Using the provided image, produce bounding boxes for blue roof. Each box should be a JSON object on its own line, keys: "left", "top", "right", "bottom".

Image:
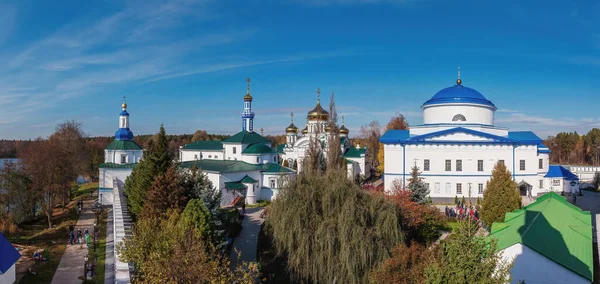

{"left": 422, "top": 84, "right": 496, "bottom": 110}
{"left": 379, "top": 130, "right": 410, "bottom": 144}
{"left": 120, "top": 110, "right": 129, "bottom": 116}
{"left": 115, "top": 128, "right": 134, "bottom": 140}
{"left": 538, "top": 143, "right": 551, "bottom": 154}
{"left": 0, "top": 232, "right": 21, "bottom": 274}
{"left": 545, "top": 165, "right": 579, "bottom": 180}
{"left": 508, "top": 131, "right": 542, "bottom": 144}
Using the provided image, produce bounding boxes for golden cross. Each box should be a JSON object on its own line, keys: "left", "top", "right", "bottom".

{"left": 246, "top": 77, "right": 251, "bottom": 93}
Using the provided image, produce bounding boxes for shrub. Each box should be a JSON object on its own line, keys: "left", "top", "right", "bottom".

{"left": 370, "top": 242, "right": 436, "bottom": 284}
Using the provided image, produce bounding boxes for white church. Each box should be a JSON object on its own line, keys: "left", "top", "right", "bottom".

{"left": 178, "top": 79, "right": 294, "bottom": 205}
{"left": 380, "top": 71, "right": 579, "bottom": 200}
{"left": 277, "top": 88, "right": 370, "bottom": 179}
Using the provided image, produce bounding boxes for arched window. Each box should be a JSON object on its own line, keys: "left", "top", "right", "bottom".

{"left": 452, "top": 114, "right": 466, "bottom": 122}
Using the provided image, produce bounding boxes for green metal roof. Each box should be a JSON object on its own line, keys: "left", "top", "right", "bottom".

{"left": 243, "top": 143, "right": 275, "bottom": 154}
{"left": 343, "top": 147, "right": 367, "bottom": 158}
{"left": 277, "top": 144, "right": 285, "bottom": 154}
{"left": 179, "top": 160, "right": 259, "bottom": 173}
{"left": 181, "top": 140, "right": 223, "bottom": 151}
{"left": 224, "top": 182, "right": 247, "bottom": 190}
{"left": 489, "top": 192, "right": 593, "bottom": 281}
{"left": 261, "top": 163, "right": 294, "bottom": 173}
{"left": 240, "top": 175, "right": 258, "bottom": 183}
{"left": 223, "top": 130, "right": 272, "bottom": 145}
{"left": 105, "top": 140, "right": 142, "bottom": 150}
{"left": 99, "top": 163, "right": 137, "bottom": 169}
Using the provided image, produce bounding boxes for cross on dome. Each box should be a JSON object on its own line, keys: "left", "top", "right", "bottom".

{"left": 246, "top": 77, "right": 251, "bottom": 94}
{"left": 457, "top": 66, "right": 462, "bottom": 85}
{"left": 122, "top": 96, "right": 127, "bottom": 110}
{"left": 317, "top": 88, "right": 321, "bottom": 102}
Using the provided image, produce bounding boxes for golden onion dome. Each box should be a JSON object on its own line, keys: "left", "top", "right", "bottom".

{"left": 301, "top": 126, "right": 308, "bottom": 134}
{"left": 339, "top": 124, "right": 349, "bottom": 135}
{"left": 122, "top": 102, "right": 127, "bottom": 109}
{"left": 286, "top": 123, "right": 299, "bottom": 133}
{"left": 244, "top": 93, "right": 253, "bottom": 101}
{"left": 324, "top": 125, "right": 331, "bottom": 132}
{"left": 307, "top": 101, "right": 329, "bottom": 121}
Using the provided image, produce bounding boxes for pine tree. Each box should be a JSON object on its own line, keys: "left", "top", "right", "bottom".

{"left": 125, "top": 124, "right": 174, "bottom": 217}
{"left": 480, "top": 162, "right": 520, "bottom": 226}
{"left": 408, "top": 166, "right": 429, "bottom": 204}
{"left": 180, "top": 199, "right": 212, "bottom": 242}
{"left": 140, "top": 165, "right": 188, "bottom": 219}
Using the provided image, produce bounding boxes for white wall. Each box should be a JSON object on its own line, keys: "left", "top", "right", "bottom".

{"left": 0, "top": 264, "right": 16, "bottom": 284}
{"left": 223, "top": 143, "right": 245, "bottom": 161}
{"left": 500, "top": 243, "right": 589, "bottom": 284}
{"left": 99, "top": 168, "right": 133, "bottom": 194}
{"left": 179, "top": 149, "right": 223, "bottom": 162}
{"left": 104, "top": 149, "right": 143, "bottom": 164}
{"left": 384, "top": 144, "right": 547, "bottom": 197}
{"left": 423, "top": 104, "right": 494, "bottom": 125}
{"left": 241, "top": 153, "right": 278, "bottom": 165}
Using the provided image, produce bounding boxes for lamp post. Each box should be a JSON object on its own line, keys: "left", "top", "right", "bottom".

{"left": 84, "top": 255, "right": 88, "bottom": 280}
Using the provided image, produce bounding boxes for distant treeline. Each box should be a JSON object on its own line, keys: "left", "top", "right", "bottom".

{"left": 544, "top": 128, "right": 600, "bottom": 166}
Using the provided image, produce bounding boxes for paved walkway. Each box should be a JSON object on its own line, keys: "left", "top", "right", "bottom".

{"left": 230, "top": 207, "right": 264, "bottom": 267}
{"left": 51, "top": 196, "right": 96, "bottom": 284}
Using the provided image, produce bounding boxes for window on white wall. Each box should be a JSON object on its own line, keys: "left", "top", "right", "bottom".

{"left": 520, "top": 160, "right": 526, "bottom": 171}
{"left": 424, "top": 159, "right": 430, "bottom": 171}
{"left": 120, "top": 154, "right": 127, "bottom": 164}
{"left": 445, "top": 183, "right": 451, "bottom": 194}
{"left": 539, "top": 180, "right": 544, "bottom": 189}
{"left": 477, "top": 160, "right": 483, "bottom": 171}
{"left": 270, "top": 178, "right": 276, "bottom": 188}
{"left": 478, "top": 183, "right": 484, "bottom": 194}
{"left": 456, "top": 160, "right": 462, "bottom": 171}
{"left": 233, "top": 147, "right": 237, "bottom": 154}
{"left": 553, "top": 179, "right": 560, "bottom": 186}
{"left": 539, "top": 159, "right": 543, "bottom": 169}
{"left": 456, "top": 183, "right": 462, "bottom": 194}
{"left": 256, "top": 157, "right": 260, "bottom": 163}
{"left": 445, "top": 160, "right": 451, "bottom": 171}
{"left": 435, "top": 182, "right": 440, "bottom": 194}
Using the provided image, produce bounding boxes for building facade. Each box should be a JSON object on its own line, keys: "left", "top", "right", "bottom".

{"left": 380, "top": 74, "right": 578, "bottom": 200}
{"left": 98, "top": 98, "right": 143, "bottom": 205}
{"left": 278, "top": 88, "right": 369, "bottom": 179}
{"left": 179, "top": 79, "right": 294, "bottom": 205}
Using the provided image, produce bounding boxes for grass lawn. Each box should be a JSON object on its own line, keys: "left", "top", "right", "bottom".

{"left": 11, "top": 182, "right": 99, "bottom": 284}
{"left": 85, "top": 210, "right": 107, "bottom": 284}
{"left": 447, "top": 220, "right": 460, "bottom": 232}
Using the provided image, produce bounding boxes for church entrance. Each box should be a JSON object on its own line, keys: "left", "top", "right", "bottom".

{"left": 518, "top": 181, "right": 531, "bottom": 197}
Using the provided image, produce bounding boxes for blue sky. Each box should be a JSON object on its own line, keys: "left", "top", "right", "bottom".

{"left": 0, "top": 0, "right": 599, "bottom": 139}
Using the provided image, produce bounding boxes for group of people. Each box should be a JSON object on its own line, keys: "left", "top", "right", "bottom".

{"left": 445, "top": 201, "right": 479, "bottom": 221}
{"left": 68, "top": 221, "right": 92, "bottom": 249}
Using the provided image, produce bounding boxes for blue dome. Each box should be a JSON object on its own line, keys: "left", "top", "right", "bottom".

{"left": 423, "top": 84, "right": 496, "bottom": 110}
{"left": 120, "top": 110, "right": 129, "bottom": 116}
{"left": 115, "top": 128, "right": 134, "bottom": 140}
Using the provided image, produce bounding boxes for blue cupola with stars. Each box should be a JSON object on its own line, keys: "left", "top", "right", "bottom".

{"left": 115, "top": 97, "right": 134, "bottom": 140}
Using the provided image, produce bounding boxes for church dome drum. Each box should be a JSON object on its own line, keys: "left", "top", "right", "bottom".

{"left": 307, "top": 102, "right": 329, "bottom": 121}
{"left": 286, "top": 123, "right": 299, "bottom": 134}
{"left": 422, "top": 77, "right": 496, "bottom": 126}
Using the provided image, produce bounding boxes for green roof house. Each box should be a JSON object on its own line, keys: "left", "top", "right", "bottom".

{"left": 489, "top": 192, "right": 593, "bottom": 284}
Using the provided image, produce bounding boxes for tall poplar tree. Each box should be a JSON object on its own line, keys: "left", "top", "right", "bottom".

{"left": 480, "top": 162, "right": 521, "bottom": 225}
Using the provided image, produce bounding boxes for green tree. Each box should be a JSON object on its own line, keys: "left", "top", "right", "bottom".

{"left": 181, "top": 199, "right": 212, "bottom": 242}
{"left": 118, "top": 210, "right": 258, "bottom": 283}
{"left": 140, "top": 165, "right": 188, "bottom": 219}
{"left": 480, "top": 162, "right": 520, "bottom": 225}
{"left": 407, "top": 166, "right": 429, "bottom": 204}
{"left": 425, "top": 219, "right": 512, "bottom": 284}
{"left": 0, "top": 162, "right": 35, "bottom": 224}
{"left": 125, "top": 124, "right": 173, "bottom": 217}
{"left": 191, "top": 130, "right": 209, "bottom": 142}
{"left": 267, "top": 169, "right": 403, "bottom": 283}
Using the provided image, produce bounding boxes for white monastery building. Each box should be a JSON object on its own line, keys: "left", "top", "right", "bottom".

{"left": 179, "top": 79, "right": 294, "bottom": 205}
{"left": 98, "top": 98, "right": 143, "bottom": 205}
{"left": 380, "top": 71, "right": 579, "bottom": 200}
{"left": 277, "top": 88, "right": 370, "bottom": 179}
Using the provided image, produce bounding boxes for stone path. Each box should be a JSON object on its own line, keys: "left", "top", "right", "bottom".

{"left": 104, "top": 207, "right": 115, "bottom": 284}
{"left": 51, "top": 196, "right": 96, "bottom": 284}
{"left": 230, "top": 207, "right": 264, "bottom": 267}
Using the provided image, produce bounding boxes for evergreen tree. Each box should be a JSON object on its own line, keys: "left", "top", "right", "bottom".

{"left": 181, "top": 199, "right": 212, "bottom": 242}
{"left": 125, "top": 124, "right": 174, "bottom": 217}
{"left": 407, "top": 166, "right": 429, "bottom": 204}
{"left": 480, "top": 162, "right": 520, "bottom": 225}
{"left": 425, "top": 219, "right": 512, "bottom": 284}
{"left": 140, "top": 165, "right": 188, "bottom": 219}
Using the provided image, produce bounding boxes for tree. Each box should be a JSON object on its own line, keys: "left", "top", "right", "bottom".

{"left": 140, "top": 165, "right": 188, "bottom": 220}
{"left": 480, "top": 162, "right": 520, "bottom": 226}
{"left": 50, "top": 120, "right": 87, "bottom": 204}
{"left": 370, "top": 242, "right": 435, "bottom": 284}
{"left": 180, "top": 199, "right": 212, "bottom": 242}
{"left": 125, "top": 124, "right": 173, "bottom": 217}
{"left": 327, "top": 92, "right": 342, "bottom": 170}
{"left": 407, "top": 166, "right": 429, "bottom": 204}
{"left": 425, "top": 219, "right": 512, "bottom": 283}
{"left": 360, "top": 121, "right": 381, "bottom": 175}
{"left": 593, "top": 172, "right": 600, "bottom": 189}
{"left": 191, "top": 130, "right": 209, "bottom": 142}
{"left": 0, "top": 162, "right": 35, "bottom": 224}
{"left": 118, "top": 210, "right": 259, "bottom": 283}
{"left": 267, "top": 169, "right": 403, "bottom": 283}
{"left": 377, "top": 114, "right": 409, "bottom": 175}
{"left": 20, "top": 138, "right": 72, "bottom": 228}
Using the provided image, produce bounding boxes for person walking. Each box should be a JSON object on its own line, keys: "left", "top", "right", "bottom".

{"left": 573, "top": 193, "right": 577, "bottom": 205}
{"left": 68, "top": 222, "right": 74, "bottom": 245}
{"left": 77, "top": 229, "right": 83, "bottom": 248}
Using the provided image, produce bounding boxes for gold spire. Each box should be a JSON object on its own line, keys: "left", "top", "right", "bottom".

{"left": 244, "top": 77, "right": 253, "bottom": 101}
{"left": 340, "top": 114, "right": 349, "bottom": 135}
{"left": 122, "top": 96, "right": 127, "bottom": 109}
{"left": 456, "top": 66, "right": 462, "bottom": 85}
